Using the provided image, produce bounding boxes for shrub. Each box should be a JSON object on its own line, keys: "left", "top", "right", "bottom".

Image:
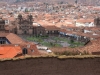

{"left": 54, "top": 50, "right": 80, "bottom": 56}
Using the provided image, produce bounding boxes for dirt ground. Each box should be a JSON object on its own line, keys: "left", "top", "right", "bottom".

{"left": 0, "top": 57, "right": 100, "bottom": 75}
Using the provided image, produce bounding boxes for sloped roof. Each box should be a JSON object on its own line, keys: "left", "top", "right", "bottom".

{"left": 76, "top": 19, "right": 94, "bottom": 23}
{"left": 0, "top": 32, "right": 40, "bottom": 56}
{"left": 43, "top": 26, "right": 60, "bottom": 30}
{"left": 78, "top": 38, "right": 100, "bottom": 54}
{"left": 0, "top": 32, "right": 26, "bottom": 45}
{"left": 6, "top": 33, "right": 25, "bottom": 45}
{"left": 0, "top": 45, "right": 22, "bottom": 59}
{"left": 28, "top": 44, "right": 40, "bottom": 55}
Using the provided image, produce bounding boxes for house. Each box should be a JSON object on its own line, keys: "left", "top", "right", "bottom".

{"left": 0, "top": 32, "right": 40, "bottom": 58}
{"left": 0, "top": 14, "right": 61, "bottom": 36}
{"left": 75, "top": 19, "right": 94, "bottom": 27}
{"left": 80, "top": 37, "right": 100, "bottom": 55}
{"left": 43, "top": 26, "right": 60, "bottom": 36}
{"left": 0, "top": 18, "right": 5, "bottom": 31}
{"left": 94, "top": 17, "right": 100, "bottom": 27}
{"left": 33, "top": 22, "right": 46, "bottom": 36}
{"left": 59, "top": 28, "right": 90, "bottom": 43}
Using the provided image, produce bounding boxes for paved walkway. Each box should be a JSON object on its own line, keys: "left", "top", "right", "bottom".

{"left": 59, "top": 42, "right": 70, "bottom": 47}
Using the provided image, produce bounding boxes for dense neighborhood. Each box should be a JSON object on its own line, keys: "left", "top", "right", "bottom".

{"left": 0, "top": 0, "right": 100, "bottom": 75}
{"left": 0, "top": 0, "right": 100, "bottom": 59}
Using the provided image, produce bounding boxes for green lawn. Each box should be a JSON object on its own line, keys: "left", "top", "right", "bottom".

{"left": 53, "top": 37, "right": 68, "bottom": 42}
{"left": 68, "top": 40, "right": 84, "bottom": 48}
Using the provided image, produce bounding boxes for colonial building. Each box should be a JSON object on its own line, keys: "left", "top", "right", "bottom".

{"left": 0, "top": 14, "right": 60, "bottom": 36}
{"left": 43, "top": 26, "right": 60, "bottom": 36}
{"left": 0, "top": 18, "right": 5, "bottom": 31}
{"left": 94, "top": 17, "right": 100, "bottom": 27}
{"left": 33, "top": 23, "right": 46, "bottom": 36}
{"left": 17, "top": 14, "right": 33, "bottom": 35}
{"left": 0, "top": 32, "right": 40, "bottom": 58}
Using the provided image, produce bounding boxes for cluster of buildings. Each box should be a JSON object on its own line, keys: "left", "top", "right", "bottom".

{"left": 0, "top": 1, "right": 100, "bottom": 58}
{"left": 0, "top": 33, "right": 40, "bottom": 58}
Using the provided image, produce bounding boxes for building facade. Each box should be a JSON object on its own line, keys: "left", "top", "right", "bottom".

{"left": 0, "top": 14, "right": 60, "bottom": 36}
{"left": 94, "top": 17, "right": 100, "bottom": 27}
{"left": 0, "top": 18, "right": 5, "bottom": 31}
{"left": 17, "top": 14, "right": 33, "bottom": 35}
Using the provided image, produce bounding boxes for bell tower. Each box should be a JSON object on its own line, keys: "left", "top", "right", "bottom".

{"left": 18, "top": 14, "right": 23, "bottom": 24}
{"left": 17, "top": 14, "right": 33, "bottom": 35}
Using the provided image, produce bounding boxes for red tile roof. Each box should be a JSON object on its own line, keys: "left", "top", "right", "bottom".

{"left": 43, "top": 26, "right": 60, "bottom": 30}
{"left": 0, "top": 32, "right": 40, "bottom": 56}
{"left": 6, "top": 33, "right": 25, "bottom": 45}
{"left": 8, "top": 17, "right": 15, "bottom": 21}
{"left": 28, "top": 44, "right": 40, "bottom": 56}
{"left": 79, "top": 38, "right": 100, "bottom": 54}
{"left": 0, "top": 45, "right": 22, "bottom": 59}
{"left": 0, "top": 32, "right": 26, "bottom": 45}
{"left": 76, "top": 19, "right": 94, "bottom": 23}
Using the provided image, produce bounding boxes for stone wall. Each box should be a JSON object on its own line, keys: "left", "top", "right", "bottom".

{"left": 0, "top": 57, "right": 100, "bottom": 75}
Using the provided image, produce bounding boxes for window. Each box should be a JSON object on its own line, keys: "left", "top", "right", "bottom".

{"left": 46, "top": 31, "right": 48, "bottom": 34}
{"left": 5, "top": 20, "right": 9, "bottom": 24}
{"left": 31, "top": 50, "right": 34, "bottom": 53}
{"left": 52, "top": 31, "right": 54, "bottom": 33}
{"left": 24, "top": 31, "right": 27, "bottom": 34}
{"left": 0, "top": 41, "right": 5, "bottom": 44}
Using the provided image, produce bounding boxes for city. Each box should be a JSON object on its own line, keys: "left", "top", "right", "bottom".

{"left": 0, "top": 0, "right": 100, "bottom": 75}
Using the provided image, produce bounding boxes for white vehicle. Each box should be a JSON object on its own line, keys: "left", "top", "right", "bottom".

{"left": 37, "top": 45, "right": 48, "bottom": 50}
{"left": 46, "top": 50, "right": 52, "bottom": 53}
{"left": 37, "top": 45, "right": 52, "bottom": 53}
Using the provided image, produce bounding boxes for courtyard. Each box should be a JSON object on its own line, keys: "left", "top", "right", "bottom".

{"left": 24, "top": 36, "right": 84, "bottom": 48}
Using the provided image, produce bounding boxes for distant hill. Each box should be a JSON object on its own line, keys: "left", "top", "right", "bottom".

{"left": 0, "top": 0, "right": 100, "bottom": 5}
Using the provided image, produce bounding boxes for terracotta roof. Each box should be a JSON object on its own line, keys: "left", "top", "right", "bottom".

{"left": 60, "top": 29, "right": 100, "bottom": 39}
{"left": 28, "top": 44, "right": 40, "bottom": 56}
{"left": 60, "top": 29, "right": 67, "bottom": 33}
{"left": 76, "top": 19, "right": 94, "bottom": 23}
{"left": 0, "top": 32, "right": 28, "bottom": 45}
{"left": 6, "top": 33, "right": 25, "bottom": 45}
{"left": 51, "top": 37, "right": 100, "bottom": 54}
{"left": 80, "top": 33, "right": 100, "bottom": 39}
{"left": 78, "top": 38, "right": 100, "bottom": 54}
{"left": 43, "top": 26, "right": 60, "bottom": 30}
{"left": 0, "top": 33, "right": 40, "bottom": 57}
{"left": 0, "top": 45, "right": 22, "bottom": 59}
{"left": 8, "top": 17, "right": 15, "bottom": 21}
